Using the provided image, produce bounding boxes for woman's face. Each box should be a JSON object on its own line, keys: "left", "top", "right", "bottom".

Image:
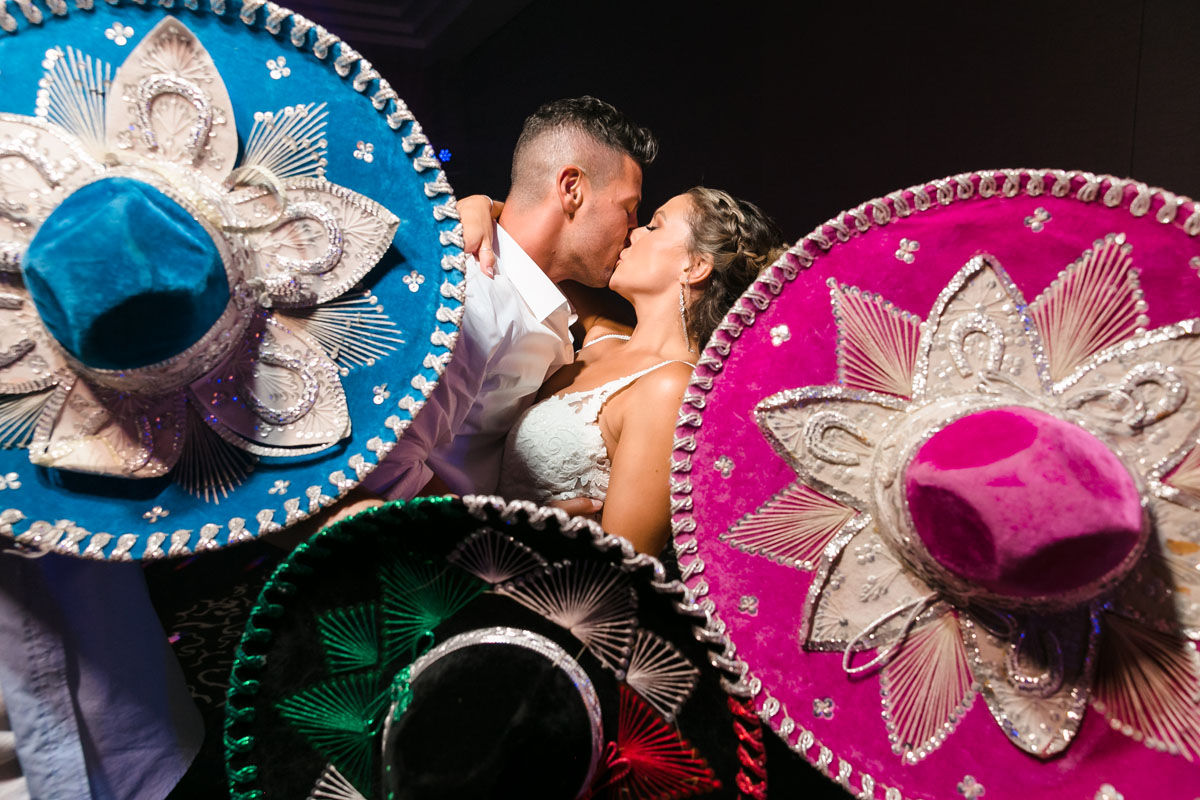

{"left": 609, "top": 193, "right": 694, "bottom": 298}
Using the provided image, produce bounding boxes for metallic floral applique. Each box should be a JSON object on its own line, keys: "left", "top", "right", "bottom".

{"left": 403, "top": 270, "right": 424, "bottom": 292}
{"left": 143, "top": 506, "right": 169, "bottom": 523}
{"left": 105, "top": 22, "right": 133, "bottom": 47}
{"left": 353, "top": 141, "right": 374, "bottom": 163}
{"left": 894, "top": 237, "right": 920, "bottom": 264}
{"left": 812, "top": 697, "right": 834, "bottom": 719}
{"left": 713, "top": 454, "right": 734, "bottom": 478}
{"left": 958, "top": 775, "right": 986, "bottom": 799}
{"left": 770, "top": 324, "right": 791, "bottom": 346}
{"left": 266, "top": 56, "right": 290, "bottom": 79}
{"left": 1024, "top": 207, "right": 1051, "bottom": 232}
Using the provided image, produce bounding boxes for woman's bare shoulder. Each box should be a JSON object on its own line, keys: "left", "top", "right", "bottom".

{"left": 626, "top": 361, "right": 695, "bottom": 409}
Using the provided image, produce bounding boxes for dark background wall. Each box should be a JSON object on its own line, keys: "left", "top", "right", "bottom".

{"left": 295, "top": 0, "right": 1200, "bottom": 242}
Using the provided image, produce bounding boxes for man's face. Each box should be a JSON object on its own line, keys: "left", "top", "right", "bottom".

{"left": 567, "top": 155, "right": 642, "bottom": 288}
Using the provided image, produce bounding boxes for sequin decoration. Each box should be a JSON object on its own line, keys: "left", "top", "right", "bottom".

{"left": 268, "top": 480, "right": 290, "bottom": 495}
{"left": 812, "top": 697, "right": 835, "bottom": 719}
{"left": 738, "top": 595, "right": 759, "bottom": 615}
{"left": 770, "top": 324, "right": 791, "bottom": 346}
{"left": 1025, "top": 207, "right": 1052, "bottom": 232}
{"left": 266, "top": 57, "right": 290, "bottom": 79}
{"left": 402, "top": 270, "right": 424, "bottom": 293}
{"left": 894, "top": 238, "right": 920, "bottom": 264}
{"left": 353, "top": 141, "right": 374, "bottom": 163}
{"left": 713, "top": 455, "right": 734, "bottom": 478}
{"left": 1094, "top": 785, "right": 1123, "bottom": 800}
{"left": 1190, "top": 256, "right": 1200, "bottom": 274}
{"left": 958, "top": 775, "right": 986, "bottom": 798}
{"left": 0, "top": 472, "right": 19, "bottom": 490}
{"left": 143, "top": 506, "right": 169, "bottom": 523}
{"left": 105, "top": 22, "right": 134, "bottom": 46}
{"left": 372, "top": 384, "right": 390, "bottom": 405}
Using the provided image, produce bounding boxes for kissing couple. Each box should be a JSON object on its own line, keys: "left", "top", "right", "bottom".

{"left": 319, "top": 95, "right": 786, "bottom": 557}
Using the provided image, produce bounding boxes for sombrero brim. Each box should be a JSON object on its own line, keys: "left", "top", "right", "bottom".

{"left": 0, "top": 1, "right": 464, "bottom": 560}
{"left": 225, "top": 496, "right": 760, "bottom": 799}
{"left": 671, "top": 168, "right": 1200, "bottom": 799}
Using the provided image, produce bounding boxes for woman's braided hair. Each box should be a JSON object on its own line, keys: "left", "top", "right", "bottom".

{"left": 684, "top": 187, "right": 786, "bottom": 347}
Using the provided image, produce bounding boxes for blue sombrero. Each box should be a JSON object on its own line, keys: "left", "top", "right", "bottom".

{"left": 0, "top": 0, "right": 464, "bottom": 559}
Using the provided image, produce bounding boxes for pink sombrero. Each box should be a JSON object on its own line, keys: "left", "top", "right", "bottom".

{"left": 671, "top": 169, "right": 1200, "bottom": 799}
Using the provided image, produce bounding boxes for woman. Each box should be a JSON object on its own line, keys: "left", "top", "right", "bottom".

{"left": 462, "top": 188, "right": 785, "bottom": 555}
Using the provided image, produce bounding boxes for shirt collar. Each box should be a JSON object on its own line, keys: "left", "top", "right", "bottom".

{"left": 494, "top": 223, "right": 570, "bottom": 322}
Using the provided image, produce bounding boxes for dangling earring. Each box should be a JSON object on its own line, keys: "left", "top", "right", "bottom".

{"left": 679, "top": 283, "right": 694, "bottom": 353}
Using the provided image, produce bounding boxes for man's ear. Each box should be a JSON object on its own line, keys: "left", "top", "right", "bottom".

{"left": 556, "top": 165, "right": 586, "bottom": 217}
{"left": 684, "top": 253, "right": 714, "bottom": 285}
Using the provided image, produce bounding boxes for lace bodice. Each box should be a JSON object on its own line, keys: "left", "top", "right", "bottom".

{"left": 497, "top": 356, "right": 685, "bottom": 504}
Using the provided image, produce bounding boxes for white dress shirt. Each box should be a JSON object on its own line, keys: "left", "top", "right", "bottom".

{"left": 365, "top": 222, "right": 575, "bottom": 498}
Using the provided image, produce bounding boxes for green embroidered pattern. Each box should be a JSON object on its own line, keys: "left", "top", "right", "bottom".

{"left": 380, "top": 557, "right": 485, "bottom": 664}
{"left": 318, "top": 603, "right": 382, "bottom": 674}
{"left": 275, "top": 671, "right": 390, "bottom": 794}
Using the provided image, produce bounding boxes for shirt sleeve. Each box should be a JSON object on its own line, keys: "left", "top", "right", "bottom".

{"left": 362, "top": 263, "right": 494, "bottom": 501}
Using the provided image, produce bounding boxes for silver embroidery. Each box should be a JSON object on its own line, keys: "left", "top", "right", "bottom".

{"left": 134, "top": 73, "right": 214, "bottom": 163}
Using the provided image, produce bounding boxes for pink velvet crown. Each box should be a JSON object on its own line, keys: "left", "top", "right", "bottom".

{"left": 673, "top": 169, "right": 1200, "bottom": 800}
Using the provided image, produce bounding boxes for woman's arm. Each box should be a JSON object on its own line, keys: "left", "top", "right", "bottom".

{"left": 460, "top": 195, "right": 635, "bottom": 338}
{"left": 599, "top": 363, "right": 693, "bottom": 554}
{"left": 458, "top": 195, "right": 502, "bottom": 276}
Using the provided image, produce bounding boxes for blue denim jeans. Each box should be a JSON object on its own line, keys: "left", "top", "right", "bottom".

{"left": 0, "top": 551, "right": 202, "bottom": 800}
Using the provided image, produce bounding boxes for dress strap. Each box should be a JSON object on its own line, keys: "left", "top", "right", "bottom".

{"left": 587, "top": 359, "right": 694, "bottom": 411}
{"left": 555, "top": 359, "right": 695, "bottom": 422}
{"left": 579, "top": 333, "right": 631, "bottom": 351}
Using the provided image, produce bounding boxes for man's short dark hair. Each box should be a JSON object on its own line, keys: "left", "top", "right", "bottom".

{"left": 510, "top": 96, "right": 657, "bottom": 196}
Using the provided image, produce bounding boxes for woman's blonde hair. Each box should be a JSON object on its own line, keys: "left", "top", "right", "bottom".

{"left": 684, "top": 187, "right": 786, "bottom": 347}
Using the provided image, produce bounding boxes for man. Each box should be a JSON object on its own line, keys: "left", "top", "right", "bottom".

{"left": 362, "top": 96, "right": 657, "bottom": 502}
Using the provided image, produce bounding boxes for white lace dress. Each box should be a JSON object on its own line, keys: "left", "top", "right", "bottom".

{"left": 497, "top": 343, "right": 686, "bottom": 504}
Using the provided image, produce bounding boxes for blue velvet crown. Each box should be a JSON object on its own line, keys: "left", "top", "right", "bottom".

{"left": 0, "top": 0, "right": 464, "bottom": 559}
